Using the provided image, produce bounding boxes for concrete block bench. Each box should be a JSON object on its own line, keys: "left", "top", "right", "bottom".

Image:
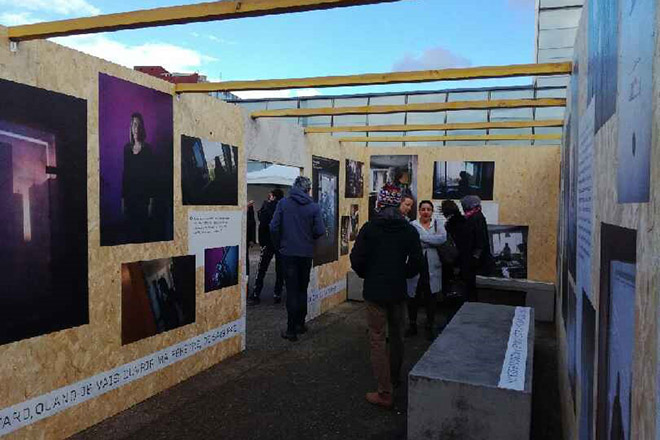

{"left": 476, "top": 276, "right": 555, "bottom": 322}
{"left": 408, "top": 302, "right": 534, "bottom": 440}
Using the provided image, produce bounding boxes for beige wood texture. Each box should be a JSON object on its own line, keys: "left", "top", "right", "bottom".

{"left": 554, "top": 2, "right": 660, "bottom": 439}
{"left": 0, "top": 27, "right": 247, "bottom": 440}
{"left": 365, "top": 146, "right": 561, "bottom": 284}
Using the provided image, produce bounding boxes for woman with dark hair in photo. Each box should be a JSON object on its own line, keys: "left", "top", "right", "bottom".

{"left": 122, "top": 112, "right": 156, "bottom": 243}
{"left": 460, "top": 195, "right": 495, "bottom": 302}
{"left": 405, "top": 200, "right": 446, "bottom": 340}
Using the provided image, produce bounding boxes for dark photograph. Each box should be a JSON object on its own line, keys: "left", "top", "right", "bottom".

{"left": 0, "top": 78, "right": 88, "bottom": 346}
{"left": 580, "top": 292, "right": 596, "bottom": 440}
{"left": 340, "top": 216, "right": 350, "bottom": 256}
{"left": 345, "top": 159, "right": 364, "bottom": 198}
{"left": 204, "top": 245, "right": 239, "bottom": 293}
{"left": 596, "top": 224, "right": 637, "bottom": 440}
{"left": 567, "top": 283, "right": 577, "bottom": 406}
{"left": 121, "top": 255, "right": 196, "bottom": 345}
{"left": 369, "top": 155, "right": 418, "bottom": 220}
{"left": 349, "top": 204, "right": 359, "bottom": 241}
{"left": 181, "top": 135, "right": 239, "bottom": 206}
{"left": 488, "top": 225, "right": 528, "bottom": 279}
{"left": 433, "top": 161, "right": 495, "bottom": 200}
{"left": 99, "top": 73, "right": 173, "bottom": 246}
{"left": 312, "top": 156, "right": 339, "bottom": 266}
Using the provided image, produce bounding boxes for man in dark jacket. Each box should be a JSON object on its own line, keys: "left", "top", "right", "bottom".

{"left": 350, "top": 184, "right": 423, "bottom": 408}
{"left": 270, "top": 176, "right": 325, "bottom": 342}
{"left": 248, "top": 188, "right": 285, "bottom": 305}
{"left": 460, "top": 195, "right": 495, "bottom": 302}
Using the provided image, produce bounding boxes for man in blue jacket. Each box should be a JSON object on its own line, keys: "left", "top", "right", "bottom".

{"left": 270, "top": 176, "right": 325, "bottom": 342}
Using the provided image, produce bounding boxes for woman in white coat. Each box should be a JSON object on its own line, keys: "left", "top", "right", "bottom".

{"left": 406, "top": 200, "right": 446, "bottom": 340}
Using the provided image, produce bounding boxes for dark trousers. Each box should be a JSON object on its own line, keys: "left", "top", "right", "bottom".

{"left": 407, "top": 258, "right": 436, "bottom": 328}
{"left": 253, "top": 246, "right": 283, "bottom": 298}
{"left": 366, "top": 301, "right": 405, "bottom": 393}
{"left": 282, "top": 255, "right": 312, "bottom": 333}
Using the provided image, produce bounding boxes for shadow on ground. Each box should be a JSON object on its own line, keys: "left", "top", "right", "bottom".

{"left": 72, "top": 252, "right": 562, "bottom": 440}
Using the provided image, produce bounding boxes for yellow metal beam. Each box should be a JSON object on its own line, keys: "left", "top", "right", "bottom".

{"left": 338, "top": 134, "right": 562, "bottom": 142}
{"left": 304, "top": 119, "right": 564, "bottom": 133}
{"left": 176, "top": 62, "right": 572, "bottom": 93}
{"left": 8, "top": 0, "right": 401, "bottom": 41}
{"left": 251, "top": 98, "right": 566, "bottom": 118}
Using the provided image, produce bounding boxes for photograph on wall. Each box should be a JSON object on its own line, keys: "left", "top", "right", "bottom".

{"left": 181, "top": 135, "right": 239, "bottom": 206}
{"left": 588, "top": 0, "right": 618, "bottom": 132}
{"left": 312, "top": 156, "right": 339, "bottom": 266}
{"left": 204, "top": 246, "right": 239, "bottom": 293}
{"left": 567, "top": 283, "right": 577, "bottom": 407}
{"left": 349, "top": 204, "right": 359, "bottom": 241}
{"left": 121, "top": 255, "right": 195, "bottom": 345}
{"left": 432, "top": 161, "right": 495, "bottom": 200}
{"left": 596, "top": 224, "right": 637, "bottom": 440}
{"left": 616, "top": 0, "right": 655, "bottom": 203}
{"left": 340, "top": 216, "right": 350, "bottom": 256}
{"left": 369, "top": 155, "right": 418, "bottom": 221}
{"left": 99, "top": 73, "right": 173, "bottom": 246}
{"left": 580, "top": 292, "right": 596, "bottom": 440}
{"left": 488, "top": 225, "right": 528, "bottom": 279}
{"left": 345, "top": 159, "right": 364, "bottom": 198}
{"left": 0, "top": 78, "right": 88, "bottom": 346}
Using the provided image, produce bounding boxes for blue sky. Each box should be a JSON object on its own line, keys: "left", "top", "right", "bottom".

{"left": 0, "top": 0, "right": 537, "bottom": 98}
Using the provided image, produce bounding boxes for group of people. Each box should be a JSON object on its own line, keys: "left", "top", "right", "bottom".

{"left": 350, "top": 184, "right": 493, "bottom": 408}
{"left": 245, "top": 176, "right": 494, "bottom": 408}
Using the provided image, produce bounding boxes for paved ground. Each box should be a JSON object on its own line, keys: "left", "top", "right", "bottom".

{"left": 72, "top": 251, "right": 562, "bottom": 440}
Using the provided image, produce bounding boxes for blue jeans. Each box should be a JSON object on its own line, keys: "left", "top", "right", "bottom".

{"left": 281, "top": 255, "right": 312, "bottom": 333}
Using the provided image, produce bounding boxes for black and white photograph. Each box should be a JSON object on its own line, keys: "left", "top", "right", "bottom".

{"left": 349, "top": 204, "right": 359, "bottom": 241}
{"left": 121, "top": 255, "right": 196, "bottom": 345}
{"left": 312, "top": 156, "right": 339, "bottom": 266}
{"left": 345, "top": 159, "right": 364, "bottom": 198}
{"left": 181, "top": 135, "right": 239, "bottom": 206}
{"left": 369, "top": 155, "right": 418, "bottom": 220}
{"left": 580, "top": 291, "right": 596, "bottom": 440}
{"left": 488, "top": 225, "right": 528, "bottom": 279}
{"left": 588, "top": 0, "right": 618, "bottom": 132}
{"left": 596, "top": 223, "right": 637, "bottom": 440}
{"left": 616, "top": 0, "right": 655, "bottom": 203}
{"left": 340, "top": 216, "right": 350, "bottom": 256}
{"left": 433, "top": 161, "right": 495, "bottom": 200}
{"left": 0, "top": 78, "right": 88, "bottom": 346}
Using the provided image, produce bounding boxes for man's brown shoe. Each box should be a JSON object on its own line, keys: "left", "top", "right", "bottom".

{"left": 366, "top": 391, "right": 393, "bottom": 408}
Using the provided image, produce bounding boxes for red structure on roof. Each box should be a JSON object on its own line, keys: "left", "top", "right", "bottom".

{"left": 134, "top": 66, "right": 207, "bottom": 84}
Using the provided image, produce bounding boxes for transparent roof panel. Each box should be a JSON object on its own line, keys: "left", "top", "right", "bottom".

{"left": 540, "top": 0, "right": 583, "bottom": 8}
{"left": 539, "top": 9, "right": 582, "bottom": 29}
{"left": 300, "top": 99, "right": 332, "bottom": 109}
{"left": 405, "top": 141, "right": 445, "bottom": 147}
{"left": 369, "top": 95, "right": 406, "bottom": 105}
{"left": 450, "top": 129, "right": 488, "bottom": 136}
{"left": 538, "top": 28, "right": 578, "bottom": 49}
{"left": 266, "top": 100, "right": 298, "bottom": 110}
{"left": 407, "top": 130, "right": 445, "bottom": 136}
{"left": 407, "top": 93, "right": 447, "bottom": 104}
{"left": 536, "top": 88, "right": 567, "bottom": 99}
{"left": 490, "top": 89, "right": 534, "bottom": 100}
{"left": 535, "top": 107, "right": 566, "bottom": 119}
{"left": 368, "top": 112, "right": 406, "bottom": 125}
{"left": 490, "top": 107, "right": 534, "bottom": 120}
{"left": 332, "top": 131, "right": 366, "bottom": 138}
{"left": 448, "top": 91, "right": 489, "bottom": 102}
{"left": 407, "top": 112, "right": 446, "bottom": 124}
{"left": 239, "top": 102, "right": 268, "bottom": 112}
{"left": 334, "top": 114, "right": 367, "bottom": 126}
{"left": 534, "top": 127, "right": 563, "bottom": 135}
{"left": 301, "top": 116, "right": 332, "bottom": 126}
{"left": 334, "top": 97, "right": 368, "bottom": 107}
{"left": 369, "top": 131, "right": 404, "bottom": 138}
{"left": 446, "top": 110, "right": 488, "bottom": 123}
{"left": 536, "top": 75, "right": 570, "bottom": 87}
{"left": 537, "top": 47, "right": 575, "bottom": 62}
{"left": 489, "top": 128, "right": 533, "bottom": 135}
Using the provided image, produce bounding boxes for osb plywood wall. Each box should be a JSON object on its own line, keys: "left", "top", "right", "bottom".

{"left": 0, "top": 28, "right": 240, "bottom": 439}
{"left": 365, "top": 146, "right": 561, "bottom": 283}
{"left": 555, "top": 1, "right": 660, "bottom": 439}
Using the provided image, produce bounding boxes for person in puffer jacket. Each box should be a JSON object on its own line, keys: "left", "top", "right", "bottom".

{"left": 350, "top": 183, "right": 423, "bottom": 409}
{"left": 270, "top": 176, "right": 325, "bottom": 342}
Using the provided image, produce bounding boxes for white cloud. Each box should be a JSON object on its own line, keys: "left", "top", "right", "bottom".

{"left": 208, "top": 35, "right": 237, "bottom": 45}
{"left": 0, "top": 12, "right": 41, "bottom": 26}
{"left": 392, "top": 46, "right": 471, "bottom": 72}
{"left": 53, "top": 35, "right": 217, "bottom": 73}
{"left": 0, "top": 0, "right": 100, "bottom": 16}
{"left": 233, "top": 88, "right": 320, "bottom": 100}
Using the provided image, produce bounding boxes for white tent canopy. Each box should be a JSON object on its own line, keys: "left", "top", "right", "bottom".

{"left": 246, "top": 164, "right": 300, "bottom": 186}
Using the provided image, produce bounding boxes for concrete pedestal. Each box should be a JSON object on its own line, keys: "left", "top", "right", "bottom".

{"left": 408, "top": 303, "right": 534, "bottom": 440}
{"left": 477, "top": 276, "right": 555, "bottom": 322}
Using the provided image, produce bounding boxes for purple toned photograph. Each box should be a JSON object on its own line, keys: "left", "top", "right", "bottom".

{"left": 99, "top": 73, "right": 173, "bottom": 246}
{"left": 0, "top": 78, "right": 88, "bottom": 346}
{"left": 204, "top": 246, "right": 239, "bottom": 293}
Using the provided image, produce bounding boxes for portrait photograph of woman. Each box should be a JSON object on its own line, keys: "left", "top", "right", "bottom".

{"left": 99, "top": 74, "right": 174, "bottom": 246}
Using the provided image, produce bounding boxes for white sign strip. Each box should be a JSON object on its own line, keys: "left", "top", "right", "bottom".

{"left": 306, "top": 279, "right": 347, "bottom": 322}
{"left": 498, "top": 307, "right": 531, "bottom": 391}
{"left": 0, "top": 318, "right": 245, "bottom": 437}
